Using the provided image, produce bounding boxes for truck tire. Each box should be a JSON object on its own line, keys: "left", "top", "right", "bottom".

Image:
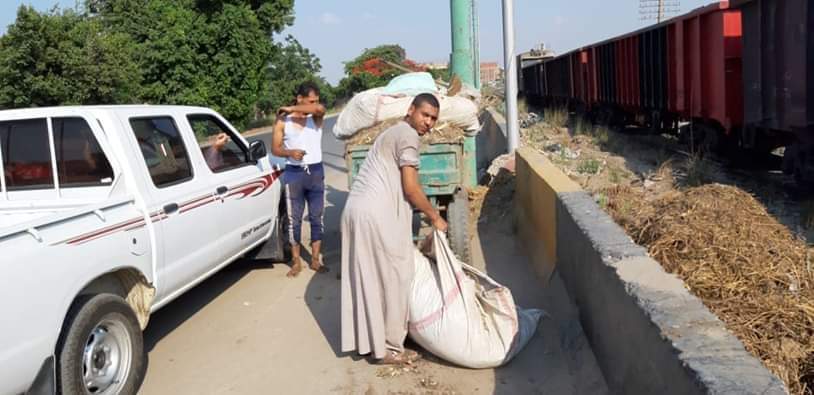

{"left": 57, "top": 293, "right": 144, "bottom": 395}
{"left": 447, "top": 188, "right": 471, "bottom": 263}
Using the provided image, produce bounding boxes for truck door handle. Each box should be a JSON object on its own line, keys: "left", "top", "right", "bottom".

{"left": 216, "top": 186, "right": 228, "bottom": 195}
{"left": 163, "top": 203, "right": 179, "bottom": 214}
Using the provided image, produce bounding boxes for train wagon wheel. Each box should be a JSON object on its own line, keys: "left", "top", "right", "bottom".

{"left": 446, "top": 188, "right": 471, "bottom": 263}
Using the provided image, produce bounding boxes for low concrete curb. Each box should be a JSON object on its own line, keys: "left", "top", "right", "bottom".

{"left": 516, "top": 147, "right": 787, "bottom": 394}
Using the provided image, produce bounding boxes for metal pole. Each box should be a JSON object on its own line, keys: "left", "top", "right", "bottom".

{"left": 502, "top": 0, "right": 519, "bottom": 152}
{"left": 450, "top": 0, "right": 477, "bottom": 88}
{"left": 472, "top": 0, "right": 481, "bottom": 89}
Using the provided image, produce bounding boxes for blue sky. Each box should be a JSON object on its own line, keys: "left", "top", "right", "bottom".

{"left": 2, "top": 0, "right": 714, "bottom": 84}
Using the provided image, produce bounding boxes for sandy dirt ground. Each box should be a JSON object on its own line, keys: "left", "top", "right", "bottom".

{"left": 137, "top": 118, "right": 608, "bottom": 395}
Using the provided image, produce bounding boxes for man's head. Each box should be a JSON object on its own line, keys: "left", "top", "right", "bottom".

{"left": 296, "top": 81, "right": 321, "bottom": 105}
{"left": 405, "top": 93, "right": 440, "bottom": 136}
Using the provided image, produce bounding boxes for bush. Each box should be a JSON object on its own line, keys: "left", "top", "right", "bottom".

{"left": 577, "top": 158, "right": 601, "bottom": 175}
{"left": 544, "top": 106, "right": 568, "bottom": 129}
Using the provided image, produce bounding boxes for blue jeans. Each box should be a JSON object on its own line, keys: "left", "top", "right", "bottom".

{"left": 283, "top": 163, "right": 325, "bottom": 245}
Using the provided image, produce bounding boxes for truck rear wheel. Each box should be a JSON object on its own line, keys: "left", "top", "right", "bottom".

{"left": 446, "top": 188, "right": 471, "bottom": 263}
{"left": 57, "top": 293, "right": 144, "bottom": 395}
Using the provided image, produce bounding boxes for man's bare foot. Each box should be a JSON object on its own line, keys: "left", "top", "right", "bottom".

{"left": 310, "top": 259, "right": 329, "bottom": 273}
{"left": 287, "top": 258, "right": 303, "bottom": 278}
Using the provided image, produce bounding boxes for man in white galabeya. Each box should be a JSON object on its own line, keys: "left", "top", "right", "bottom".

{"left": 340, "top": 93, "right": 448, "bottom": 365}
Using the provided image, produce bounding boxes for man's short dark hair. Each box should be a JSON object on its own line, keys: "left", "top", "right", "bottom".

{"left": 296, "top": 81, "right": 320, "bottom": 98}
{"left": 411, "top": 93, "right": 440, "bottom": 109}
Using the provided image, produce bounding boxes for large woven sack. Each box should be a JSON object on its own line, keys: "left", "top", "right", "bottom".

{"left": 408, "top": 231, "right": 544, "bottom": 368}
{"left": 333, "top": 89, "right": 481, "bottom": 140}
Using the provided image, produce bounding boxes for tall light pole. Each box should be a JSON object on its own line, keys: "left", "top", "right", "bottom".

{"left": 450, "top": 0, "right": 479, "bottom": 88}
{"left": 639, "top": 0, "right": 681, "bottom": 23}
{"left": 450, "top": 0, "right": 480, "bottom": 187}
{"left": 502, "top": 0, "right": 519, "bottom": 152}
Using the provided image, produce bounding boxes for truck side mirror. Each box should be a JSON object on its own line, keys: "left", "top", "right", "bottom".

{"left": 248, "top": 140, "right": 267, "bottom": 164}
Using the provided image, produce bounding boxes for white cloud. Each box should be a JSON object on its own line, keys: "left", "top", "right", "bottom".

{"left": 320, "top": 12, "right": 341, "bottom": 25}
{"left": 362, "top": 12, "right": 376, "bottom": 21}
{"left": 554, "top": 15, "right": 566, "bottom": 26}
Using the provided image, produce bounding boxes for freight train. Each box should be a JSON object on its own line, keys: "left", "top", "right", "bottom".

{"left": 518, "top": 0, "right": 813, "bottom": 183}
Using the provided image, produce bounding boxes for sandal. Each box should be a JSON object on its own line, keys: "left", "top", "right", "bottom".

{"left": 378, "top": 351, "right": 411, "bottom": 365}
{"left": 402, "top": 349, "right": 421, "bottom": 362}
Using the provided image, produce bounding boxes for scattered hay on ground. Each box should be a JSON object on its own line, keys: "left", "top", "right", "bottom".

{"left": 469, "top": 168, "right": 515, "bottom": 226}
{"left": 603, "top": 183, "right": 814, "bottom": 395}
{"left": 345, "top": 119, "right": 466, "bottom": 147}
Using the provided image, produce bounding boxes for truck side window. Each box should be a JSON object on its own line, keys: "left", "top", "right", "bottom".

{"left": 187, "top": 114, "right": 248, "bottom": 173}
{"left": 129, "top": 117, "right": 193, "bottom": 187}
{"left": 54, "top": 117, "right": 114, "bottom": 187}
{"left": 0, "top": 118, "right": 54, "bottom": 191}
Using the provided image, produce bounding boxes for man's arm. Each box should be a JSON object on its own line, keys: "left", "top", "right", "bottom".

{"left": 401, "top": 165, "right": 448, "bottom": 231}
{"left": 271, "top": 118, "right": 305, "bottom": 161}
{"left": 280, "top": 103, "right": 326, "bottom": 126}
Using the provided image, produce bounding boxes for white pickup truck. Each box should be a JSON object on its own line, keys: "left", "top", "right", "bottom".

{"left": 0, "top": 105, "right": 286, "bottom": 395}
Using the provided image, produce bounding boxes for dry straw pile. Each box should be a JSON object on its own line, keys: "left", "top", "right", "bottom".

{"left": 604, "top": 183, "right": 814, "bottom": 395}
{"left": 345, "top": 119, "right": 466, "bottom": 147}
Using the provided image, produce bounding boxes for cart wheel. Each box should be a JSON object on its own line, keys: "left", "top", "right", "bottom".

{"left": 447, "top": 188, "right": 471, "bottom": 262}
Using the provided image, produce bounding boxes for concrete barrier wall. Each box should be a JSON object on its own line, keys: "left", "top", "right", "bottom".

{"left": 515, "top": 149, "right": 580, "bottom": 281}
{"left": 515, "top": 147, "right": 787, "bottom": 394}
{"left": 476, "top": 109, "right": 509, "bottom": 173}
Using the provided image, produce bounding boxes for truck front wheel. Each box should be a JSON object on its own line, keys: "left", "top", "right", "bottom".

{"left": 57, "top": 293, "right": 145, "bottom": 395}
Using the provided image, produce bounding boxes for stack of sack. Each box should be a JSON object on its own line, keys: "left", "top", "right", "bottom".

{"left": 333, "top": 72, "right": 482, "bottom": 142}
{"left": 408, "top": 231, "right": 545, "bottom": 368}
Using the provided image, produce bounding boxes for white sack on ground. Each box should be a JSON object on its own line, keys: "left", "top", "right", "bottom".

{"left": 408, "top": 231, "right": 545, "bottom": 369}
{"left": 333, "top": 89, "right": 481, "bottom": 139}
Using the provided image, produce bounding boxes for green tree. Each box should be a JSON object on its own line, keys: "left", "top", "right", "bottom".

{"left": 336, "top": 44, "right": 431, "bottom": 100}
{"left": 91, "top": 0, "right": 295, "bottom": 128}
{"left": 0, "top": 1, "right": 328, "bottom": 129}
{"left": 342, "top": 44, "right": 405, "bottom": 75}
{"left": 259, "top": 35, "right": 335, "bottom": 117}
{"left": 0, "top": 6, "right": 141, "bottom": 108}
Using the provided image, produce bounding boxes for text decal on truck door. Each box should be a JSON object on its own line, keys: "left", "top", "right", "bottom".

{"left": 241, "top": 218, "right": 272, "bottom": 240}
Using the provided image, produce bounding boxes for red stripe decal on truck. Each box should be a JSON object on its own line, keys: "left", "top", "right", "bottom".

{"left": 57, "top": 170, "right": 282, "bottom": 246}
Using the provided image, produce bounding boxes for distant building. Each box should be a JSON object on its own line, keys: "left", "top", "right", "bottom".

{"left": 420, "top": 62, "right": 449, "bottom": 70}
{"left": 419, "top": 61, "right": 502, "bottom": 85}
{"left": 480, "top": 62, "right": 501, "bottom": 84}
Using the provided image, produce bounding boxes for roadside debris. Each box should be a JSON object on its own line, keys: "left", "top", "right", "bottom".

{"left": 520, "top": 111, "right": 814, "bottom": 395}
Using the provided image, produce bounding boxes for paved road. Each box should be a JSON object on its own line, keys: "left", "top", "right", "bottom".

{"left": 139, "top": 118, "right": 608, "bottom": 394}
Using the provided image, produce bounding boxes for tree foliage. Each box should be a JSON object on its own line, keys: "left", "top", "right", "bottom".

{"left": 90, "top": 0, "right": 292, "bottom": 127}
{"left": 342, "top": 45, "right": 406, "bottom": 75}
{"left": 0, "top": 6, "right": 141, "bottom": 107}
{"left": 259, "top": 35, "right": 335, "bottom": 118}
{"left": 335, "top": 44, "right": 430, "bottom": 100}
{"left": 0, "top": 0, "right": 332, "bottom": 129}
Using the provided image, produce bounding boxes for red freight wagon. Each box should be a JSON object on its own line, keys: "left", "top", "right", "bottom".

{"left": 667, "top": 2, "right": 743, "bottom": 133}
{"left": 525, "top": 2, "right": 742, "bottom": 139}
{"left": 615, "top": 35, "right": 640, "bottom": 110}
{"left": 572, "top": 50, "right": 597, "bottom": 108}
{"left": 732, "top": 0, "right": 814, "bottom": 181}
{"left": 596, "top": 2, "right": 741, "bottom": 134}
